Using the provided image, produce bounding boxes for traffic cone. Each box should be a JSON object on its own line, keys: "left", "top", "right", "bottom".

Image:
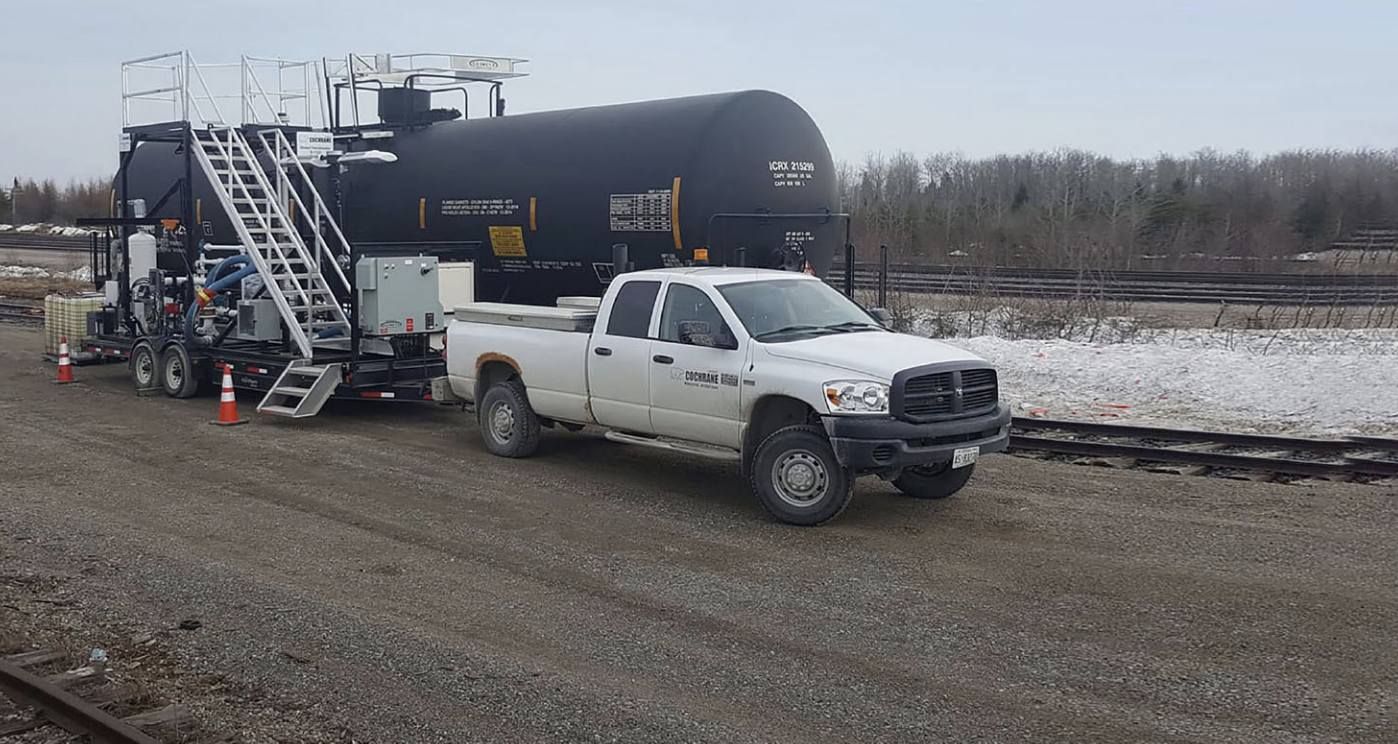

{"left": 211, "top": 364, "right": 247, "bottom": 426}
{"left": 54, "top": 336, "right": 76, "bottom": 384}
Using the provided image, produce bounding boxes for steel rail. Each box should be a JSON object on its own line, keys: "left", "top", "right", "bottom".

{"left": 1008, "top": 418, "right": 1398, "bottom": 478}
{"left": 1011, "top": 417, "right": 1357, "bottom": 452}
{"left": 0, "top": 658, "right": 162, "bottom": 744}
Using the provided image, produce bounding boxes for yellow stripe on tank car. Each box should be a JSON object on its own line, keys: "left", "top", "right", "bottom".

{"left": 419, "top": 198, "right": 426, "bottom": 229}
{"left": 530, "top": 197, "right": 537, "bottom": 231}
{"left": 196, "top": 198, "right": 201, "bottom": 225}
{"left": 671, "top": 176, "right": 682, "bottom": 251}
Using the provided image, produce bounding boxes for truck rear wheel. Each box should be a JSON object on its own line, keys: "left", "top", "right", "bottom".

{"left": 159, "top": 343, "right": 200, "bottom": 399}
{"left": 750, "top": 425, "right": 853, "bottom": 526}
{"left": 893, "top": 463, "right": 975, "bottom": 500}
{"left": 479, "top": 380, "right": 541, "bottom": 458}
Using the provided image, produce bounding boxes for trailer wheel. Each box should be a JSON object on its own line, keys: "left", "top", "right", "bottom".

{"left": 159, "top": 343, "right": 200, "bottom": 399}
{"left": 478, "top": 380, "right": 541, "bottom": 458}
{"left": 893, "top": 463, "right": 975, "bottom": 500}
{"left": 129, "top": 341, "right": 157, "bottom": 391}
{"left": 749, "top": 425, "right": 853, "bottom": 526}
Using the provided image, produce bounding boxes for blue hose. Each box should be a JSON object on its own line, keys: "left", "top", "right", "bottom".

{"left": 208, "top": 254, "right": 250, "bottom": 283}
{"left": 185, "top": 261, "right": 259, "bottom": 346}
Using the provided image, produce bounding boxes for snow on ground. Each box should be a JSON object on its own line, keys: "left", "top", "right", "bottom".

{"left": 920, "top": 312, "right": 1398, "bottom": 436}
{"left": 0, "top": 264, "right": 92, "bottom": 281}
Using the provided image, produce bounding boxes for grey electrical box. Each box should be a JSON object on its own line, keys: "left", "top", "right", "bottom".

{"left": 355, "top": 256, "right": 445, "bottom": 335}
{"left": 237, "top": 299, "right": 283, "bottom": 341}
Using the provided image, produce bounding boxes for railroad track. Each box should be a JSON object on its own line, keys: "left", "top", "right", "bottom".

{"left": 0, "top": 300, "right": 44, "bottom": 324}
{"left": 0, "top": 234, "right": 90, "bottom": 252}
{"left": 1008, "top": 417, "right": 1398, "bottom": 483}
{"left": 832, "top": 263, "right": 1398, "bottom": 305}
{"left": 0, "top": 647, "right": 220, "bottom": 742}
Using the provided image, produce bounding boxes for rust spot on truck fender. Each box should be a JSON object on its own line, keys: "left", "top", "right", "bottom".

{"left": 475, "top": 352, "right": 522, "bottom": 378}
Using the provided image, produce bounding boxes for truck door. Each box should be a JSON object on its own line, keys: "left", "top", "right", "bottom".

{"left": 586, "top": 279, "right": 662, "bottom": 433}
{"left": 648, "top": 282, "right": 745, "bottom": 449}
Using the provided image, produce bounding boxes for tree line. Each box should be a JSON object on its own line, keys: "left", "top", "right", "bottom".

{"left": 0, "top": 178, "right": 110, "bottom": 227}
{"left": 8, "top": 148, "right": 1398, "bottom": 270}
{"left": 837, "top": 149, "right": 1398, "bottom": 268}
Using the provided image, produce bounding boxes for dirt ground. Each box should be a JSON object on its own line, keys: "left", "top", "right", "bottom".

{"left": 0, "top": 324, "right": 1395, "bottom": 743}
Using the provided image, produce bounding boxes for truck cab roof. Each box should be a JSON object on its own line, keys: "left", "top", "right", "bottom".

{"left": 622, "top": 266, "right": 820, "bottom": 287}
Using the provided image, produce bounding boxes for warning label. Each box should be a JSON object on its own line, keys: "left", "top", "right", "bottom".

{"left": 488, "top": 226, "right": 528, "bottom": 257}
{"left": 610, "top": 191, "right": 671, "bottom": 232}
{"left": 443, "top": 198, "right": 520, "bottom": 217}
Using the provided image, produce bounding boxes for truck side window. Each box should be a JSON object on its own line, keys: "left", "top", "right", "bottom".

{"left": 659, "top": 284, "right": 726, "bottom": 344}
{"left": 605, "top": 280, "right": 661, "bottom": 338}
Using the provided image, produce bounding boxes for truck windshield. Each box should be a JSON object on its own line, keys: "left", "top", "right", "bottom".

{"left": 717, "top": 279, "right": 884, "bottom": 342}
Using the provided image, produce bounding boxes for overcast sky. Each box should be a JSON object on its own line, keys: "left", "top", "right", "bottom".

{"left": 2, "top": 0, "right": 1394, "bottom": 182}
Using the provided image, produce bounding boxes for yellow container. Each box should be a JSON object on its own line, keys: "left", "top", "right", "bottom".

{"left": 44, "top": 293, "right": 105, "bottom": 356}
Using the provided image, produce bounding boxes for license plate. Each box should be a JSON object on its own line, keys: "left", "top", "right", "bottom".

{"left": 951, "top": 446, "right": 979, "bottom": 469}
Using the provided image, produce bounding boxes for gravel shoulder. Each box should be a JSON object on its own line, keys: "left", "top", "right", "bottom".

{"left": 0, "top": 325, "right": 1395, "bottom": 743}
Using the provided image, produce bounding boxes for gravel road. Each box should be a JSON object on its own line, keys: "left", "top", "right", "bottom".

{"left": 0, "top": 325, "right": 1394, "bottom": 743}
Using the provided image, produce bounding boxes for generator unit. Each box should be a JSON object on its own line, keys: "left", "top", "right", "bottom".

{"left": 355, "top": 256, "right": 445, "bottom": 336}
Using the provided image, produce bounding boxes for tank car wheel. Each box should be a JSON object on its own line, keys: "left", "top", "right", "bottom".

{"left": 159, "top": 343, "right": 201, "bottom": 399}
{"left": 129, "top": 340, "right": 158, "bottom": 391}
{"left": 478, "top": 380, "right": 541, "bottom": 458}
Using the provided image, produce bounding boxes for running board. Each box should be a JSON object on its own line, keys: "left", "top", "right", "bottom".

{"left": 257, "top": 361, "right": 343, "bottom": 418}
{"left": 603, "top": 431, "right": 741, "bottom": 461}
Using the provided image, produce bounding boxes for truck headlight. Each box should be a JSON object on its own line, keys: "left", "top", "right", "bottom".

{"left": 823, "top": 380, "right": 890, "bottom": 414}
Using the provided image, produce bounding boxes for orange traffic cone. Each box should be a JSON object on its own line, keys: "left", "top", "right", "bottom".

{"left": 54, "top": 336, "right": 76, "bottom": 384}
{"left": 211, "top": 364, "right": 247, "bottom": 427}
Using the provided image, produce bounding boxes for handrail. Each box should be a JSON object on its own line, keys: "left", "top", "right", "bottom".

{"left": 258, "top": 128, "right": 353, "bottom": 294}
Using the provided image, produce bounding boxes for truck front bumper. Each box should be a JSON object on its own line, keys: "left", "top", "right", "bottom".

{"left": 824, "top": 403, "right": 1012, "bottom": 472}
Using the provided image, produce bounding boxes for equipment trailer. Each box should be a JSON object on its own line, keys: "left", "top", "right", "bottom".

{"left": 77, "top": 52, "right": 522, "bottom": 414}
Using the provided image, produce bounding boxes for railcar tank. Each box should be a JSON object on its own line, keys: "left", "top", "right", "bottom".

{"left": 120, "top": 90, "right": 841, "bottom": 305}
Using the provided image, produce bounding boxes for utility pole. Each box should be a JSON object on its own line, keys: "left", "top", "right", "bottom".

{"left": 8, "top": 178, "right": 17, "bottom": 225}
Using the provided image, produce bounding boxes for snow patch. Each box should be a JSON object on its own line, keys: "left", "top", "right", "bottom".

{"left": 948, "top": 329, "right": 1398, "bottom": 436}
{"left": 0, "top": 265, "right": 92, "bottom": 282}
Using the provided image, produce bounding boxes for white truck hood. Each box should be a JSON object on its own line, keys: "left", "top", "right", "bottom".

{"left": 760, "top": 331, "right": 986, "bottom": 380}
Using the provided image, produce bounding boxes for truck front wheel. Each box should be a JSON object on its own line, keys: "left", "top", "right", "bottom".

{"left": 893, "top": 463, "right": 975, "bottom": 500}
{"left": 750, "top": 425, "right": 853, "bottom": 526}
{"left": 478, "top": 380, "right": 541, "bottom": 458}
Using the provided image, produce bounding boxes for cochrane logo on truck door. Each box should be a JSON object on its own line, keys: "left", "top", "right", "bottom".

{"left": 671, "top": 369, "right": 739, "bottom": 389}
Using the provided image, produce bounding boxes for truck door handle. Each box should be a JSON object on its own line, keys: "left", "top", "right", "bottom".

{"left": 653, "top": 354, "right": 674, "bottom": 364}
{"left": 594, "top": 347, "right": 612, "bottom": 356}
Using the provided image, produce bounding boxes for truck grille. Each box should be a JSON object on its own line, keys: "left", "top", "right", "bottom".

{"left": 896, "top": 366, "right": 999, "bottom": 421}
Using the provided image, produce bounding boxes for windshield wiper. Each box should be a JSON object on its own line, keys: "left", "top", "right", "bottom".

{"left": 753, "top": 324, "right": 826, "bottom": 340}
{"left": 822, "top": 321, "right": 884, "bottom": 333}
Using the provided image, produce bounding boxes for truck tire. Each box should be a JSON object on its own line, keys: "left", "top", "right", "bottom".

{"left": 479, "top": 380, "right": 541, "bottom": 458}
{"left": 159, "top": 343, "right": 200, "bottom": 399}
{"left": 129, "top": 341, "right": 157, "bottom": 391}
{"left": 893, "top": 463, "right": 975, "bottom": 500}
{"left": 750, "top": 425, "right": 853, "bottom": 526}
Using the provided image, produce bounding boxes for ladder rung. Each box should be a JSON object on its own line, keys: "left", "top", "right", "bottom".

{"left": 258, "top": 405, "right": 300, "bottom": 416}
{"left": 272, "top": 385, "right": 312, "bottom": 396}
{"left": 286, "top": 365, "right": 333, "bottom": 376}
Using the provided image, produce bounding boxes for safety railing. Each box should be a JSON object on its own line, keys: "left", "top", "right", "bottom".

{"left": 121, "top": 51, "right": 325, "bottom": 128}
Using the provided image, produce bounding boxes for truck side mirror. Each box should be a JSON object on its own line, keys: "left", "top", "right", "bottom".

{"left": 870, "top": 308, "right": 894, "bottom": 326}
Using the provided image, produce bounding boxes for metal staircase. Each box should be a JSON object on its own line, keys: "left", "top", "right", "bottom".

{"left": 189, "top": 125, "right": 353, "bottom": 358}
{"left": 257, "top": 360, "right": 344, "bottom": 418}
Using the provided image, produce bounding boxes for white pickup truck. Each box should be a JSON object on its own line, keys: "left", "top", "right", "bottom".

{"left": 444, "top": 267, "right": 1009, "bottom": 525}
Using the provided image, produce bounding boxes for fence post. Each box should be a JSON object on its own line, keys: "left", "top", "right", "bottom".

{"left": 878, "top": 244, "right": 889, "bottom": 308}
{"left": 843, "top": 243, "right": 855, "bottom": 297}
